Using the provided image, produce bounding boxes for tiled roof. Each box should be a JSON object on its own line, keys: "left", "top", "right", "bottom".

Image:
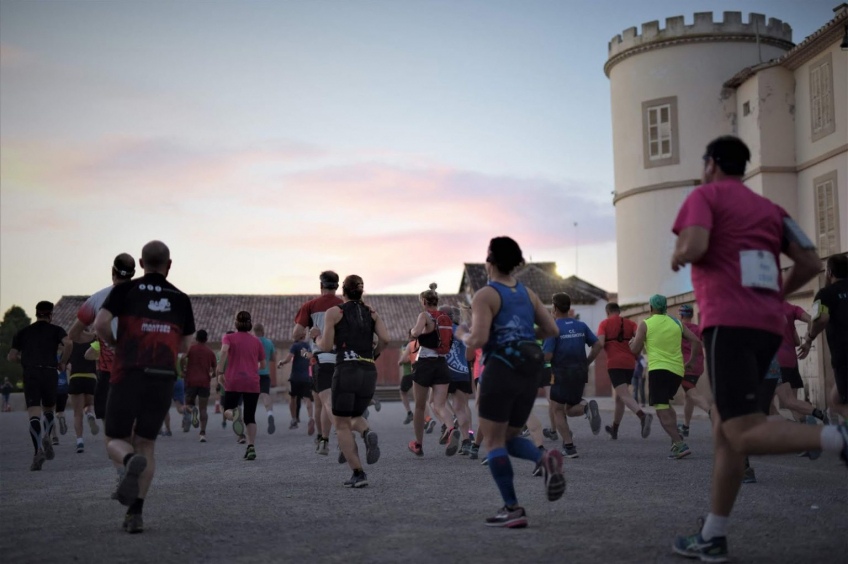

{"left": 51, "top": 293, "right": 467, "bottom": 345}
{"left": 459, "top": 263, "right": 607, "bottom": 305}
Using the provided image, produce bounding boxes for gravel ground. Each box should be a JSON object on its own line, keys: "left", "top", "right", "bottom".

{"left": 0, "top": 400, "right": 845, "bottom": 564}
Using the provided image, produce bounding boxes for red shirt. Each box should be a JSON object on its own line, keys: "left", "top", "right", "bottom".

{"left": 778, "top": 302, "right": 806, "bottom": 368}
{"left": 672, "top": 179, "right": 787, "bottom": 334}
{"left": 681, "top": 321, "right": 704, "bottom": 376}
{"left": 222, "top": 332, "right": 265, "bottom": 393}
{"left": 77, "top": 284, "right": 116, "bottom": 373}
{"left": 185, "top": 343, "right": 217, "bottom": 388}
{"left": 598, "top": 315, "right": 637, "bottom": 370}
{"left": 295, "top": 293, "right": 344, "bottom": 362}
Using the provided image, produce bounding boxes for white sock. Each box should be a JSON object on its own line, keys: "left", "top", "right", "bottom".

{"left": 76, "top": 437, "right": 83, "bottom": 444}
{"left": 820, "top": 426, "right": 844, "bottom": 452}
{"left": 701, "top": 513, "right": 728, "bottom": 540}
{"left": 267, "top": 410, "right": 274, "bottom": 417}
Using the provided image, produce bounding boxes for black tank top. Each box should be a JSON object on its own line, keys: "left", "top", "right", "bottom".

{"left": 69, "top": 341, "right": 97, "bottom": 375}
{"left": 334, "top": 301, "right": 376, "bottom": 363}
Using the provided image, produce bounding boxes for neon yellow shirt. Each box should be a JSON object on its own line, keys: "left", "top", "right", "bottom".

{"left": 644, "top": 315, "right": 684, "bottom": 376}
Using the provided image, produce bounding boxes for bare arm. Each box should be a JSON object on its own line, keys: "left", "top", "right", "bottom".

{"left": 782, "top": 243, "right": 821, "bottom": 297}
{"left": 587, "top": 341, "right": 602, "bottom": 365}
{"left": 292, "top": 323, "right": 307, "bottom": 342}
{"left": 59, "top": 337, "right": 72, "bottom": 369}
{"left": 94, "top": 309, "right": 117, "bottom": 347}
{"left": 217, "top": 344, "right": 229, "bottom": 387}
{"left": 409, "top": 312, "right": 432, "bottom": 339}
{"left": 278, "top": 352, "right": 294, "bottom": 367}
{"left": 671, "top": 226, "right": 710, "bottom": 272}
{"left": 798, "top": 310, "right": 830, "bottom": 360}
{"left": 681, "top": 325, "right": 702, "bottom": 371}
{"left": 315, "top": 307, "right": 341, "bottom": 352}
{"left": 84, "top": 345, "right": 100, "bottom": 361}
{"left": 373, "top": 313, "right": 390, "bottom": 356}
{"left": 398, "top": 346, "right": 410, "bottom": 365}
{"left": 455, "top": 286, "right": 498, "bottom": 351}
{"left": 67, "top": 319, "right": 96, "bottom": 344}
{"left": 530, "top": 289, "right": 558, "bottom": 340}
{"left": 629, "top": 321, "right": 648, "bottom": 355}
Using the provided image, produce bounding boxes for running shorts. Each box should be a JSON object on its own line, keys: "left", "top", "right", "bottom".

{"left": 23, "top": 367, "right": 58, "bottom": 409}
{"left": 412, "top": 357, "right": 450, "bottom": 388}
{"left": 757, "top": 378, "right": 778, "bottom": 415}
{"left": 681, "top": 373, "right": 700, "bottom": 391}
{"left": 289, "top": 380, "right": 312, "bottom": 399}
{"left": 648, "top": 369, "right": 682, "bottom": 408}
{"left": 94, "top": 370, "right": 110, "bottom": 419}
{"left": 105, "top": 372, "right": 174, "bottom": 440}
{"left": 702, "top": 326, "right": 782, "bottom": 421}
{"left": 259, "top": 375, "right": 271, "bottom": 395}
{"left": 779, "top": 366, "right": 804, "bottom": 389}
{"left": 68, "top": 376, "right": 97, "bottom": 396}
{"left": 55, "top": 393, "right": 69, "bottom": 413}
{"left": 172, "top": 379, "right": 185, "bottom": 404}
{"left": 608, "top": 368, "right": 632, "bottom": 389}
{"left": 223, "top": 391, "right": 259, "bottom": 425}
{"left": 331, "top": 362, "right": 377, "bottom": 418}
{"left": 477, "top": 354, "right": 542, "bottom": 428}
{"left": 185, "top": 385, "right": 210, "bottom": 403}
{"left": 399, "top": 373, "right": 414, "bottom": 393}
{"left": 313, "top": 362, "right": 335, "bottom": 393}
{"left": 448, "top": 380, "right": 473, "bottom": 395}
{"left": 550, "top": 365, "right": 588, "bottom": 406}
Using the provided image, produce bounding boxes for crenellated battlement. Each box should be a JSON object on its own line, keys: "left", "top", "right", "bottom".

{"left": 606, "top": 12, "right": 793, "bottom": 73}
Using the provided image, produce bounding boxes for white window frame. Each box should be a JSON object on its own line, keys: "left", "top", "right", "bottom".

{"left": 814, "top": 170, "right": 840, "bottom": 257}
{"left": 810, "top": 53, "right": 835, "bottom": 142}
{"left": 642, "top": 96, "right": 679, "bottom": 169}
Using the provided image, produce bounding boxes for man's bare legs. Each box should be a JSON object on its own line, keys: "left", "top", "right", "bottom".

{"left": 606, "top": 383, "right": 651, "bottom": 439}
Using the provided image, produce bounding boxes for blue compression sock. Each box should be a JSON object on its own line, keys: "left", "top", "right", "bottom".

{"left": 506, "top": 436, "right": 543, "bottom": 464}
{"left": 487, "top": 447, "right": 517, "bottom": 507}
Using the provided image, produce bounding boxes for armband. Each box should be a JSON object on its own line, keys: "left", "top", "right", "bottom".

{"left": 810, "top": 300, "right": 823, "bottom": 321}
{"left": 782, "top": 217, "right": 815, "bottom": 251}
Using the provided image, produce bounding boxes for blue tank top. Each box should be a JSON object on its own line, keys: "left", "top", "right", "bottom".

{"left": 446, "top": 324, "right": 470, "bottom": 381}
{"left": 483, "top": 281, "right": 536, "bottom": 362}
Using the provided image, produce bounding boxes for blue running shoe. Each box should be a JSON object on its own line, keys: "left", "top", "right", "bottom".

{"left": 672, "top": 531, "right": 728, "bottom": 563}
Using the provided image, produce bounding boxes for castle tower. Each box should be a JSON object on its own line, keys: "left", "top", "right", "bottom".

{"left": 605, "top": 12, "right": 794, "bottom": 305}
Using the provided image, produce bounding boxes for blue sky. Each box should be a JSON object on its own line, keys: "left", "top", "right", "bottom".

{"left": 0, "top": 0, "right": 838, "bottom": 316}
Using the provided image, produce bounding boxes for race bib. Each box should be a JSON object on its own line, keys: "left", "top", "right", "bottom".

{"left": 810, "top": 299, "right": 822, "bottom": 321}
{"left": 739, "top": 250, "right": 779, "bottom": 291}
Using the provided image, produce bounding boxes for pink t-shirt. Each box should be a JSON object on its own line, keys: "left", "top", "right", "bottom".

{"left": 672, "top": 179, "right": 788, "bottom": 335}
{"left": 222, "top": 332, "right": 265, "bottom": 393}
{"left": 681, "top": 321, "right": 704, "bottom": 376}
{"left": 777, "top": 302, "right": 806, "bottom": 368}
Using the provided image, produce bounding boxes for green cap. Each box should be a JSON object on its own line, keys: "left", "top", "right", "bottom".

{"left": 649, "top": 294, "right": 667, "bottom": 314}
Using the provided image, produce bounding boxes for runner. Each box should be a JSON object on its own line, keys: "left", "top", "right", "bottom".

{"left": 629, "top": 294, "right": 700, "bottom": 459}
{"left": 52, "top": 360, "right": 69, "bottom": 446}
{"left": 315, "top": 275, "right": 388, "bottom": 487}
{"left": 631, "top": 353, "right": 647, "bottom": 407}
{"left": 182, "top": 330, "right": 217, "bottom": 442}
{"left": 742, "top": 354, "right": 784, "bottom": 485}
{"left": 676, "top": 304, "right": 712, "bottom": 438}
{"left": 253, "top": 323, "right": 277, "bottom": 435}
{"left": 67, "top": 340, "right": 99, "bottom": 453}
{"left": 7, "top": 301, "right": 71, "bottom": 470}
{"left": 455, "top": 236, "right": 564, "bottom": 527}
{"left": 799, "top": 254, "right": 848, "bottom": 421}
{"left": 440, "top": 305, "right": 475, "bottom": 456}
{"left": 543, "top": 293, "right": 603, "bottom": 458}
{"left": 407, "top": 284, "right": 457, "bottom": 457}
{"left": 159, "top": 360, "right": 189, "bottom": 436}
{"left": 774, "top": 301, "right": 828, "bottom": 423}
{"left": 397, "top": 338, "right": 418, "bottom": 425}
{"left": 94, "top": 240, "right": 195, "bottom": 533}
{"left": 278, "top": 336, "right": 314, "bottom": 433}
{"left": 1, "top": 377, "right": 12, "bottom": 412}
{"left": 292, "top": 271, "right": 343, "bottom": 456}
{"left": 597, "top": 303, "right": 652, "bottom": 440}
{"left": 217, "top": 312, "right": 266, "bottom": 460}
{"left": 670, "top": 136, "right": 848, "bottom": 561}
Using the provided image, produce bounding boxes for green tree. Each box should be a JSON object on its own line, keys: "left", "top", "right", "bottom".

{"left": 0, "top": 306, "right": 32, "bottom": 389}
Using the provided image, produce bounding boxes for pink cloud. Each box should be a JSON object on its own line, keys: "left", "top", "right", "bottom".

{"left": 0, "top": 42, "right": 34, "bottom": 68}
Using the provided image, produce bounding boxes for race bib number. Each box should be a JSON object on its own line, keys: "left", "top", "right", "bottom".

{"left": 810, "top": 300, "right": 822, "bottom": 321}
{"left": 739, "top": 250, "right": 779, "bottom": 291}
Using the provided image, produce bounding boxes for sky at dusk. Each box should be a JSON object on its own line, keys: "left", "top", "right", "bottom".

{"left": 0, "top": 0, "right": 838, "bottom": 316}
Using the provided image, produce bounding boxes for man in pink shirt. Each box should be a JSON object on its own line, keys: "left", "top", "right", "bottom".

{"left": 669, "top": 136, "right": 847, "bottom": 561}
{"left": 676, "top": 304, "right": 712, "bottom": 437}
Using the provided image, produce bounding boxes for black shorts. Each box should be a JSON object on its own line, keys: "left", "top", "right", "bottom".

{"left": 332, "top": 362, "right": 377, "bottom": 418}
{"left": 779, "top": 366, "right": 804, "bottom": 389}
{"left": 550, "top": 365, "right": 588, "bottom": 406}
{"left": 55, "top": 393, "right": 68, "bottom": 413}
{"left": 289, "top": 380, "right": 312, "bottom": 399}
{"left": 703, "top": 326, "right": 782, "bottom": 421}
{"left": 538, "top": 365, "right": 553, "bottom": 388}
{"left": 23, "top": 366, "right": 58, "bottom": 409}
{"left": 259, "top": 375, "right": 271, "bottom": 395}
{"left": 478, "top": 355, "right": 542, "bottom": 428}
{"left": 758, "top": 379, "right": 779, "bottom": 415}
{"left": 448, "top": 380, "right": 473, "bottom": 395}
{"left": 68, "top": 376, "right": 97, "bottom": 396}
{"left": 313, "top": 362, "right": 335, "bottom": 393}
{"left": 185, "top": 385, "right": 211, "bottom": 404}
{"left": 94, "top": 370, "right": 110, "bottom": 419}
{"left": 223, "top": 391, "right": 259, "bottom": 425}
{"left": 400, "top": 374, "right": 414, "bottom": 393}
{"left": 412, "top": 357, "right": 450, "bottom": 388}
{"left": 681, "top": 373, "right": 700, "bottom": 391}
{"left": 608, "top": 368, "right": 633, "bottom": 389}
{"left": 835, "top": 363, "right": 847, "bottom": 405}
{"left": 105, "top": 373, "right": 174, "bottom": 441}
{"left": 649, "top": 369, "right": 682, "bottom": 407}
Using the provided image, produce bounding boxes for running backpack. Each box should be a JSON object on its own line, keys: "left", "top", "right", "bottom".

{"left": 417, "top": 311, "right": 454, "bottom": 355}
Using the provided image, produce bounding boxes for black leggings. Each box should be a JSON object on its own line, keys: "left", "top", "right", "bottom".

{"left": 223, "top": 392, "right": 259, "bottom": 425}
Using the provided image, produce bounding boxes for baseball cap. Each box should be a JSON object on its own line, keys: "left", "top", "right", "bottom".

{"left": 678, "top": 304, "right": 694, "bottom": 317}
{"left": 649, "top": 294, "right": 667, "bottom": 314}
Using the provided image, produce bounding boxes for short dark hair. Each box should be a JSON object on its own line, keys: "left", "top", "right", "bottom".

{"left": 235, "top": 311, "right": 252, "bottom": 332}
{"left": 112, "top": 253, "right": 135, "bottom": 280}
{"left": 486, "top": 236, "right": 524, "bottom": 275}
{"left": 552, "top": 293, "right": 571, "bottom": 313}
{"left": 320, "top": 271, "right": 339, "bottom": 290}
{"left": 35, "top": 301, "right": 54, "bottom": 318}
{"left": 605, "top": 302, "right": 621, "bottom": 314}
{"left": 705, "top": 136, "right": 750, "bottom": 176}
{"left": 827, "top": 254, "right": 847, "bottom": 279}
{"left": 196, "top": 330, "right": 208, "bottom": 343}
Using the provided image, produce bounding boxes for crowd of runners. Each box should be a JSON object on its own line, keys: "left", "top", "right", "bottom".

{"left": 5, "top": 135, "right": 847, "bottom": 561}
